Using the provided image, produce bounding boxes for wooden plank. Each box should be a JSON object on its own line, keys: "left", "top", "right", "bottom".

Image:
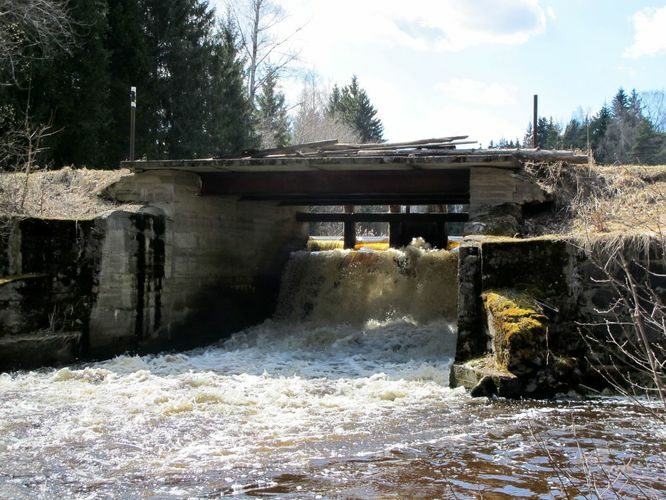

{"left": 224, "top": 139, "right": 340, "bottom": 158}
{"left": 276, "top": 195, "right": 471, "bottom": 205}
{"left": 336, "top": 136, "right": 470, "bottom": 149}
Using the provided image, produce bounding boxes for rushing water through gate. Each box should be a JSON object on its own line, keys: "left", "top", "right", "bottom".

{"left": 1, "top": 248, "right": 665, "bottom": 498}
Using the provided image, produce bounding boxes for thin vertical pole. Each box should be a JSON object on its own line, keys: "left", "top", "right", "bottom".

{"left": 343, "top": 205, "right": 355, "bottom": 249}
{"left": 130, "top": 86, "right": 137, "bottom": 161}
{"left": 533, "top": 94, "right": 538, "bottom": 148}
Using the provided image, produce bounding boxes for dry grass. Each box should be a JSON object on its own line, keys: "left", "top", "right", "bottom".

{"left": 0, "top": 167, "right": 132, "bottom": 220}
{"left": 525, "top": 163, "right": 666, "bottom": 237}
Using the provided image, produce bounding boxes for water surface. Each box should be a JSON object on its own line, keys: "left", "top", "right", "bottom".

{"left": 1, "top": 249, "right": 664, "bottom": 498}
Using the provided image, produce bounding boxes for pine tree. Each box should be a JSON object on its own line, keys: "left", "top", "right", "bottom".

{"left": 105, "top": 0, "right": 159, "bottom": 164}
{"left": 204, "top": 17, "right": 255, "bottom": 155}
{"left": 328, "top": 76, "right": 383, "bottom": 143}
{"left": 631, "top": 120, "right": 666, "bottom": 164}
{"left": 611, "top": 88, "right": 629, "bottom": 119}
{"left": 256, "top": 69, "right": 290, "bottom": 148}
{"left": 534, "top": 117, "right": 561, "bottom": 149}
{"left": 601, "top": 88, "right": 644, "bottom": 163}
{"left": 25, "top": 0, "right": 111, "bottom": 167}
{"left": 562, "top": 118, "right": 585, "bottom": 150}
{"left": 591, "top": 104, "right": 611, "bottom": 163}
{"left": 141, "top": 0, "right": 219, "bottom": 158}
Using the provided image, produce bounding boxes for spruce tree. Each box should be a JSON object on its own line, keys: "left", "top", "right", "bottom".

{"left": 141, "top": 0, "right": 219, "bottom": 158}
{"left": 205, "top": 17, "right": 255, "bottom": 155}
{"left": 256, "top": 70, "right": 290, "bottom": 148}
{"left": 328, "top": 76, "right": 384, "bottom": 143}
{"left": 26, "top": 0, "right": 111, "bottom": 167}
{"left": 105, "top": 0, "right": 159, "bottom": 164}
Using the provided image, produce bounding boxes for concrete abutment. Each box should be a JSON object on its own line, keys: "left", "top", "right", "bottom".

{"left": 0, "top": 170, "right": 308, "bottom": 369}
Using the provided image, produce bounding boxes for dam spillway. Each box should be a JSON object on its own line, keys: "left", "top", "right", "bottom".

{"left": 1, "top": 246, "right": 664, "bottom": 497}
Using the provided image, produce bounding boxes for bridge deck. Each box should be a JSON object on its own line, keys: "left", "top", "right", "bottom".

{"left": 121, "top": 146, "right": 586, "bottom": 207}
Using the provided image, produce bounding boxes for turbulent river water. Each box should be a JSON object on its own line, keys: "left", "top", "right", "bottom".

{"left": 1, "top": 248, "right": 665, "bottom": 498}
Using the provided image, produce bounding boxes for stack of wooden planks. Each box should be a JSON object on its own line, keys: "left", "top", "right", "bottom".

{"left": 216, "top": 137, "right": 588, "bottom": 163}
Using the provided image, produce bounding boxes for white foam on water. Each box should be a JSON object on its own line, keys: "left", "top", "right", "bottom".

{"left": 0, "top": 247, "right": 465, "bottom": 496}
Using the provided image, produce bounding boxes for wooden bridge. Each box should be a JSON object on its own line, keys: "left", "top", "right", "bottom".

{"left": 123, "top": 138, "right": 587, "bottom": 248}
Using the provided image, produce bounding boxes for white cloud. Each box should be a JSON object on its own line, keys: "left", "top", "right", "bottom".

{"left": 546, "top": 6, "right": 557, "bottom": 21}
{"left": 273, "top": 0, "right": 548, "bottom": 57}
{"left": 624, "top": 6, "right": 666, "bottom": 58}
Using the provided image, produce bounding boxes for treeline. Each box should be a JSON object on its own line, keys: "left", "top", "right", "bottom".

{"left": 1, "top": 0, "right": 253, "bottom": 167}
{"left": 491, "top": 88, "right": 666, "bottom": 165}
{"left": 0, "top": 0, "right": 384, "bottom": 169}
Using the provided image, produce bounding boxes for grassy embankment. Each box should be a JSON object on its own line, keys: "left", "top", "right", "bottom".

{"left": 0, "top": 167, "right": 131, "bottom": 220}
{"left": 1, "top": 164, "right": 664, "bottom": 238}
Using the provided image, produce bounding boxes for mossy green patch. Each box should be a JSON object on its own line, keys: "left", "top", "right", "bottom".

{"left": 482, "top": 289, "right": 548, "bottom": 374}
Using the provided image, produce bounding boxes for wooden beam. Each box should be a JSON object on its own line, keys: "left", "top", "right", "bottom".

{"left": 276, "top": 195, "right": 471, "bottom": 206}
{"left": 201, "top": 169, "right": 470, "bottom": 206}
{"left": 296, "top": 213, "right": 470, "bottom": 223}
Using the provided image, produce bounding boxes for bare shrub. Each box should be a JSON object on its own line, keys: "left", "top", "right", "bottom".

{"left": 575, "top": 232, "right": 666, "bottom": 415}
{"left": 291, "top": 73, "right": 360, "bottom": 145}
{"left": 0, "top": 0, "right": 73, "bottom": 85}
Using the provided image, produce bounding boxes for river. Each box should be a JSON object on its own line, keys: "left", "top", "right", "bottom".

{"left": 1, "top": 248, "right": 664, "bottom": 498}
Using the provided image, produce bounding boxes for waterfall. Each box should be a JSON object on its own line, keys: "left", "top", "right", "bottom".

{"left": 274, "top": 246, "right": 458, "bottom": 326}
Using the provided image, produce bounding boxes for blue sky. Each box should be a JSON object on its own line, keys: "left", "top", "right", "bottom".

{"left": 219, "top": 1, "right": 666, "bottom": 146}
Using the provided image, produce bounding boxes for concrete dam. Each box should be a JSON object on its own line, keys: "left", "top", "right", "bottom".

{"left": 1, "top": 148, "right": 665, "bottom": 497}
{"left": 1, "top": 146, "right": 658, "bottom": 398}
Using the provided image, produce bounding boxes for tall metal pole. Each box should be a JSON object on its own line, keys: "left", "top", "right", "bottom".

{"left": 130, "top": 86, "right": 137, "bottom": 161}
{"left": 533, "top": 94, "right": 538, "bottom": 148}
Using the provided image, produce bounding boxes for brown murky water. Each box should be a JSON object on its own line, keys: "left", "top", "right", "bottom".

{"left": 1, "top": 249, "right": 664, "bottom": 498}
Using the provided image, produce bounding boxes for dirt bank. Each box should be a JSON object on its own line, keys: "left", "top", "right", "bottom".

{"left": 0, "top": 167, "right": 133, "bottom": 220}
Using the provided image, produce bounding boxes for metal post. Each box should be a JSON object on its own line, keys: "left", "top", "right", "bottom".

{"left": 343, "top": 205, "right": 355, "bottom": 249}
{"left": 130, "top": 86, "right": 137, "bottom": 161}
{"left": 389, "top": 205, "right": 401, "bottom": 248}
{"left": 533, "top": 94, "right": 538, "bottom": 148}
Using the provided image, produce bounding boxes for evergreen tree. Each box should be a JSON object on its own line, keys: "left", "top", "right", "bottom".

{"left": 534, "top": 117, "right": 561, "bottom": 149}
{"left": 562, "top": 118, "right": 588, "bottom": 150}
{"left": 256, "top": 69, "right": 290, "bottom": 148}
{"left": 590, "top": 105, "right": 610, "bottom": 150}
{"left": 328, "top": 76, "right": 384, "bottom": 143}
{"left": 204, "top": 17, "right": 255, "bottom": 155}
{"left": 601, "top": 88, "right": 644, "bottom": 163}
{"left": 631, "top": 120, "right": 666, "bottom": 164}
{"left": 141, "top": 0, "right": 218, "bottom": 158}
{"left": 22, "top": 0, "right": 111, "bottom": 166}
{"left": 611, "top": 88, "right": 629, "bottom": 119}
{"left": 105, "top": 0, "right": 159, "bottom": 163}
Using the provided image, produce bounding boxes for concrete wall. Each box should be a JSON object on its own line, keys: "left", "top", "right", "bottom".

{"left": 97, "top": 170, "right": 308, "bottom": 354}
{"left": 453, "top": 235, "right": 665, "bottom": 397}
{"left": 0, "top": 170, "right": 308, "bottom": 370}
{"left": 0, "top": 217, "right": 104, "bottom": 368}
{"left": 469, "top": 167, "right": 548, "bottom": 212}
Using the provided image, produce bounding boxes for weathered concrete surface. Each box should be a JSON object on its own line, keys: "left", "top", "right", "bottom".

{"left": 0, "top": 170, "right": 308, "bottom": 371}
{"left": 455, "top": 243, "right": 485, "bottom": 362}
{"left": 0, "top": 217, "right": 104, "bottom": 369}
{"left": 469, "top": 168, "right": 549, "bottom": 213}
{"left": 452, "top": 235, "right": 665, "bottom": 398}
{"left": 96, "top": 170, "right": 308, "bottom": 354}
